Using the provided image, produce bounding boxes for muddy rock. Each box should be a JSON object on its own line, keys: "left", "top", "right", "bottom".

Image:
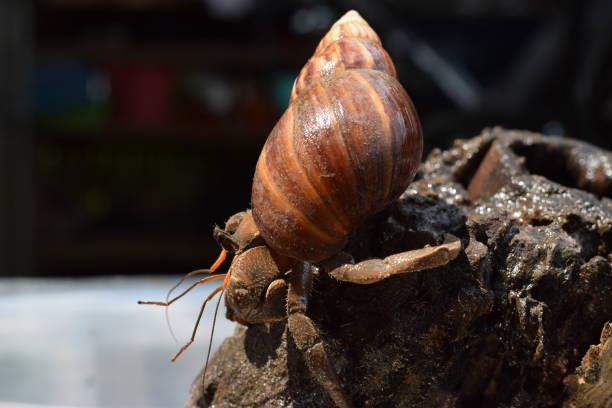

{"left": 563, "top": 322, "right": 612, "bottom": 408}
{"left": 187, "top": 128, "right": 612, "bottom": 408}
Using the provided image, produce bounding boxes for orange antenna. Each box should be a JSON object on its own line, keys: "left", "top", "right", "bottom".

{"left": 138, "top": 274, "right": 225, "bottom": 307}
{"left": 170, "top": 267, "right": 232, "bottom": 362}
{"left": 137, "top": 248, "right": 230, "bottom": 361}
{"left": 170, "top": 282, "right": 224, "bottom": 361}
{"left": 162, "top": 249, "right": 228, "bottom": 342}
{"left": 165, "top": 249, "right": 228, "bottom": 302}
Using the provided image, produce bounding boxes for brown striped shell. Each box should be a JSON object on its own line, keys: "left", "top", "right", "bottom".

{"left": 251, "top": 10, "right": 423, "bottom": 262}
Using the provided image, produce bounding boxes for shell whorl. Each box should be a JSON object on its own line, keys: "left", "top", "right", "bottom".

{"left": 291, "top": 10, "right": 396, "bottom": 101}
{"left": 252, "top": 11, "right": 423, "bottom": 262}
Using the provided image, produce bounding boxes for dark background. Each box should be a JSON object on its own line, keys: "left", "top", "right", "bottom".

{"left": 1, "top": 0, "right": 611, "bottom": 276}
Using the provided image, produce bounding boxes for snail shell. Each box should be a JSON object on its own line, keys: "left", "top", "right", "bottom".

{"left": 251, "top": 10, "right": 423, "bottom": 262}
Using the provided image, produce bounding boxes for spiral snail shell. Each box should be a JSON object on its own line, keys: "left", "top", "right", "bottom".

{"left": 251, "top": 10, "right": 423, "bottom": 262}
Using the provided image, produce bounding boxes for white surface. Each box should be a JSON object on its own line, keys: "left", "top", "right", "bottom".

{"left": 0, "top": 276, "right": 236, "bottom": 408}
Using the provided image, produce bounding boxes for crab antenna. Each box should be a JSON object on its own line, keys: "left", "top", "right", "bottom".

{"left": 170, "top": 284, "right": 224, "bottom": 362}
{"left": 171, "top": 271, "right": 231, "bottom": 362}
{"left": 138, "top": 274, "right": 224, "bottom": 306}
{"left": 166, "top": 249, "right": 228, "bottom": 302}
{"left": 165, "top": 268, "right": 214, "bottom": 343}
{"left": 135, "top": 248, "right": 227, "bottom": 341}
{"left": 137, "top": 248, "right": 231, "bottom": 363}
{"left": 203, "top": 285, "right": 225, "bottom": 379}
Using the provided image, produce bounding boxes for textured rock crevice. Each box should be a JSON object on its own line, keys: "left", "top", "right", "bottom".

{"left": 187, "top": 128, "right": 612, "bottom": 408}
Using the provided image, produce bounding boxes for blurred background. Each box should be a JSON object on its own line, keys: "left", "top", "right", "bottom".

{"left": 3, "top": 0, "right": 612, "bottom": 277}
{"left": 1, "top": 0, "right": 611, "bottom": 406}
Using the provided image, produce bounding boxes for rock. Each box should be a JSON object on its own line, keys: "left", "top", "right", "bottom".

{"left": 187, "top": 127, "right": 612, "bottom": 408}
{"left": 563, "top": 322, "right": 612, "bottom": 408}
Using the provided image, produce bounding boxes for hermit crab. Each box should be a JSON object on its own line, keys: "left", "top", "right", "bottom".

{"left": 140, "top": 11, "right": 461, "bottom": 408}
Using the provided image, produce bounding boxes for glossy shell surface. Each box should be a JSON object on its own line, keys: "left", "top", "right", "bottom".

{"left": 252, "top": 11, "right": 423, "bottom": 262}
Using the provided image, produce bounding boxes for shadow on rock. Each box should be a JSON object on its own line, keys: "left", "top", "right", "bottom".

{"left": 244, "top": 321, "right": 285, "bottom": 368}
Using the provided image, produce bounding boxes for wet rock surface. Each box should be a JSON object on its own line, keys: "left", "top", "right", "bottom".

{"left": 187, "top": 128, "right": 612, "bottom": 408}
{"left": 563, "top": 322, "right": 612, "bottom": 408}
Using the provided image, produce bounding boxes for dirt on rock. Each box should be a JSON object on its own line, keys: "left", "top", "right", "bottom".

{"left": 187, "top": 127, "right": 612, "bottom": 408}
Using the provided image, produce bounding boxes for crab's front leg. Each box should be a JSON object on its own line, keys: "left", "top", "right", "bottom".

{"left": 287, "top": 262, "right": 354, "bottom": 408}
{"left": 327, "top": 235, "right": 462, "bottom": 285}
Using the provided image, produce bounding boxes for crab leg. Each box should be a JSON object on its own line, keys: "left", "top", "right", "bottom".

{"left": 287, "top": 262, "right": 354, "bottom": 408}
{"left": 328, "top": 236, "right": 461, "bottom": 285}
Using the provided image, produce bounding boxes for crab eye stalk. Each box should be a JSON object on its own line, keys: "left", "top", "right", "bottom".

{"left": 213, "top": 227, "right": 240, "bottom": 253}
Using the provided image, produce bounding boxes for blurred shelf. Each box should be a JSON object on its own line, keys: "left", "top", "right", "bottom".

{"left": 37, "top": 40, "right": 312, "bottom": 70}
{"left": 39, "top": 233, "right": 222, "bottom": 275}
{"left": 39, "top": 0, "right": 200, "bottom": 12}
{"left": 36, "top": 123, "right": 269, "bottom": 147}
{"left": 30, "top": 1, "right": 302, "bottom": 277}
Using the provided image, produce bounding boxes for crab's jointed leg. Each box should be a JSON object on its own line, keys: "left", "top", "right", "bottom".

{"left": 287, "top": 262, "right": 354, "bottom": 408}
{"left": 328, "top": 235, "right": 462, "bottom": 285}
